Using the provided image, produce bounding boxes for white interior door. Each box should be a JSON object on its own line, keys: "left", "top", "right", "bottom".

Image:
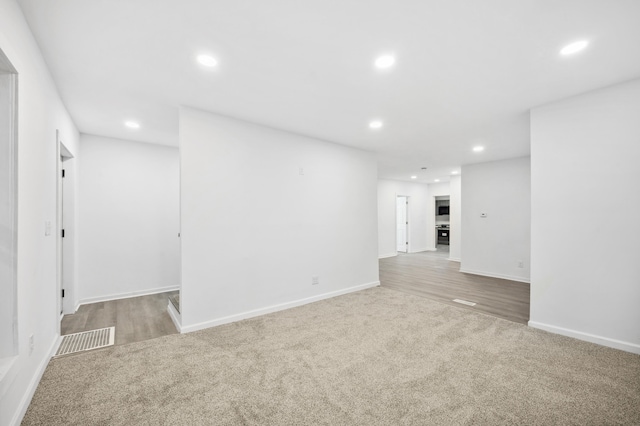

{"left": 396, "top": 196, "right": 408, "bottom": 252}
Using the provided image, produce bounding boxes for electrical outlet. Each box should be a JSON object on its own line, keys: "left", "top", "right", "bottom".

{"left": 29, "top": 334, "right": 34, "bottom": 355}
{"left": 517, "top": 260, "right": 524, "bottom": 268}
{"left": 312, "top": 276, "right": 319, "bottom": 285}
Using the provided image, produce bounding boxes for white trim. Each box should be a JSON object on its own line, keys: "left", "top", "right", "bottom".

{"left": 77, "top": 285, "right": 180, "bottom": 307}
{"left": 181, "top": 281, "right": 380, "bottom": 334}
{"left": 408, "top": 247, "right": 429, "bottom": 253}
{"left": 528, "top": 321, "right": 640, "bottom": 355}
{"left": 9, "top": 334, "right": 62, "bottom": 426}
{"left": 447, "top": 257, "right": 461, "bottom": 262}
{"left": 167, "top": 301, "right": 182, "bottom": 333}
{"left": 424, "top": 247, "right": 437, "bottom": 252}
{"left": 459, "top": 267, "right": 530, "bottom": 283}
{"left": 0, "top": 356, "right": 18, "bottom": 399}
{"left": 378, "top": 253, "right": 397, "bottom": 259}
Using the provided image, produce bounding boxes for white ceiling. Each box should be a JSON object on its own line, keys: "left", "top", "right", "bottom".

{"left": 18, "top": 0, "right": 640, "bottom": 183}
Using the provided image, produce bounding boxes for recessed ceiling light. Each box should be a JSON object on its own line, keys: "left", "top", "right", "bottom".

{"left": 452, "top": 171, "right": 459, "bottom": 175}
{"left": 197, "top": 54, "right": 218, "bottom": 67}
{"left": 560, "top": 40, "right": 589, "bottom": 56}
{"left": 369, "top": 120, "right": 383, "bottom": 129}
{"left": 435, "top": 179, "right": 440, "bottom": 182}
{"left": 411, "top": 175, "right": 417, "bottom": 179}
{"left": 473, "top": 146, "right": 484, "bottom": 152}
{"left": 375, "top": 55, "right": 395, "bottom": 69}
{"left": 124, "top": 121, "right": 140, "bottom": 129}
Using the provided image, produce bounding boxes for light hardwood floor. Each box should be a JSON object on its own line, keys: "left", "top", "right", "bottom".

{"left": 380, "top": 248, "right": 530, "bottom": 324}
{"left": 61, "top": 252, "right": 528, "bottom": 349}
{"left": 61, "top": 292, "right": 178, "bottom": 345}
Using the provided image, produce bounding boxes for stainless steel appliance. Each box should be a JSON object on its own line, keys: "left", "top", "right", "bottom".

{"left": 436, "top": 225, "right": 450, "bottom": 245}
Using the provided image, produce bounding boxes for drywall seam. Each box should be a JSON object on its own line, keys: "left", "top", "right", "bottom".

{"left": 528, "top": 321, "right": 640, "bottom": 355}
{"left": 181, "top": 281, "right": 380, "bottom": 334}
{"left": 78, "top": 285, "right": 179, "bottom": 307}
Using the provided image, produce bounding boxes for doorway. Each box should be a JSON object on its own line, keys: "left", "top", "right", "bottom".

{"left": 0, "top": 49, "right": 18, "bottom": 359}
{"left": 435, "top": 195, "right": 450, "bottom": 253}
{"left": 57, "top": 134, "right": 75, "bottom": 317}
{"left": 396, "top": 196, "right": 408, "bottom": 253}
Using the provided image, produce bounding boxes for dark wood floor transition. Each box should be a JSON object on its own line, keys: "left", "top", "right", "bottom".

{"left": 379, "top": 249, "right": 530, "bottom": 324}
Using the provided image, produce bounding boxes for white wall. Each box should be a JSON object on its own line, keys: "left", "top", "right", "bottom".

{"left": 377, "top": 179, "right": 430, "bottom": 258}
{"left": 449, "top": 175, "right": 462, "bottom": 261}
{"left": 461, "top": 157, "right": 530, "bottom": 283}
{"left": 426, "top": 182, "right": 451, "bottom": 251}
{"left": 78, "top": 134, "right": 180, "bottom": 304}
{"left": 530, "top": 79, "right": 640, "bottom": 354}
{"left": 179, "top": 108, "right": 379, "bottom": 331}
{"left": 0, "top": 1, "right": 80, "bottom": 424}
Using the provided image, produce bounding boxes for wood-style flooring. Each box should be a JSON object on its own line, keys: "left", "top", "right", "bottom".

{"left": 380, "top": 248, "right": 530, "bottom": 324}
{"left": 61, "top": 292, "right": 178, "bottom": 346}
{"left": 61, "top": 250, "right": 527, "bottom": 349}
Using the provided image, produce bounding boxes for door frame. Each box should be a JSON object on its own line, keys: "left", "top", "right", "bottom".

{"left": 56, "top": 131, "right": 75, "bottom": 321}
{"left": 396, "top": 195, "right": 409, "bottom": 253}
{"left": 0, "top": 53, "right": 18, "bottom": 358}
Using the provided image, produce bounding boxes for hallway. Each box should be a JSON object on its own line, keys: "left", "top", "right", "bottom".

{"left": 380, "top": 250, "right": 530, "bottom": 324}
{"left": 61, "top": 292, "right": 178, "bottom": 348}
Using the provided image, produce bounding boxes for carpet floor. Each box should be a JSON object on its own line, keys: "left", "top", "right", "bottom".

{"left": 23, "top": 287, "right": 640, "bottom": 425}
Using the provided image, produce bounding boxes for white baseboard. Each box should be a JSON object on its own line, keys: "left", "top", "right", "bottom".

{"left": 167, "top": 301, "right": 182, "bottom": 333}
{"left": 10, "top": 334, "right": 62, "bottom": 426}
{"left": 181, "top": 281, "right": 380, "bottom": 334}
{"left": 459, "top": 267, "right": 530, "bottom": 283}
{"left": 447, "top": 257, "right": 461, "bottom": 262}
{"left": 528, "top": 321, "right": 640, "bottom": 355}
{"left": 408, "top": 247, "right": 429, "bottom": 253}
{"left": 378, "top": 253, "right": 397, "bottom": 259}
{"left": 78, "top": 285, "right": 180, "bottom": 307}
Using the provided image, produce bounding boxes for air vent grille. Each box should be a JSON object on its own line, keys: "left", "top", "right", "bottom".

{"left": 55, "top": 327, "right": 115, "bottom": 357}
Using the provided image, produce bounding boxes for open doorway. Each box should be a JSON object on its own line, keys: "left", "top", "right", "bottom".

{"left": 435, "top": 196, "right": 450, "bottom": 254}
{"left": 57, "top": 133, "right": 75, "bottom": 317}
{"left": 396, "top": 196, "right": 408, "bottom": 253}
{"left": 1, "top": 48, "right": 18, "bottom": 360}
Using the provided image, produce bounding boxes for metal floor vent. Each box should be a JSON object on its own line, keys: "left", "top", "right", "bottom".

{"left": 55, "top": 327, "right": 115, "bottom": 357}
{"left": 453, "top": 298, "right": 477, "bottom": 306}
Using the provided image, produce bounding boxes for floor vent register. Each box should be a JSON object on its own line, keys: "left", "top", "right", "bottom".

{"left": 55, "top": 327, "right": 115, "bottom": 357}
{"left": 452, "top": 298, "right": 477, "bottom": 306}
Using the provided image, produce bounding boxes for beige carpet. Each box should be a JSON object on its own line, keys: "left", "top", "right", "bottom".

{"left": 24, "top": 287, "right": 640, "bottom": 425}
